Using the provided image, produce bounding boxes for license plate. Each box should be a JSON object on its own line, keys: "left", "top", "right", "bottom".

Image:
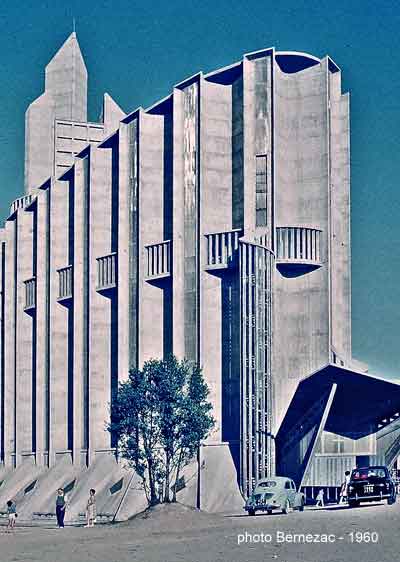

{"left": 364, "top": 484, "right": 374, "bottom": 494}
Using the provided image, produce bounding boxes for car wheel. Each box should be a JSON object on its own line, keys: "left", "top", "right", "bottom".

{"left": 348, "top": 500, "right": 359, "bottom": 508}
{"left": 299, "top": 501, "right": 305, "bottom": 512}
{"left": 248, "top": 509, "right": 256, "bottom": 516}
{"left": 281, "top": 500, "right": 289, "bottom": 514}
{"left": 267, "top": 509, "right": 272, "bottom": 515}
{"left": 387, "top": 496, "right": 396, "bottom": 505}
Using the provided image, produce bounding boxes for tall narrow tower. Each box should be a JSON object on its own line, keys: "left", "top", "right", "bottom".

{"left": 24, "top": 32, "right": 87, "bottom": 193}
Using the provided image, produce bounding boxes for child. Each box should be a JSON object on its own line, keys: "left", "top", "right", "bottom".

{"left": 315, "top": 489, "right": 325, "bottom": 507}
{"left": 6, "top": 500, "right": 17, "bottom": 532}
{"left": 85, "top": 489, "right": 97, "bottom": 528}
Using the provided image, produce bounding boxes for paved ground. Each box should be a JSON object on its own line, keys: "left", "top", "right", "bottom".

{"left": 0, "top": 500, "right": 398, "bottom": 562}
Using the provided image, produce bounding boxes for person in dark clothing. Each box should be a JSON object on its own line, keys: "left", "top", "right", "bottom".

{"left": 56, "top": 488, "right": 66, "bottom": 528}
{"left": 6, "top": 500, "right": 17, "bottom": 532}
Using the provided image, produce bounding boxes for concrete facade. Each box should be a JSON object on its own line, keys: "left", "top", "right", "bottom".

{"left": 0, "top": 36, "right": 384, "bottom": 519}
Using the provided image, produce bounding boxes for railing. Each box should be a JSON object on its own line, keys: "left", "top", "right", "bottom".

{"left": 96, "top": 252, "right": 117, "bottom": 291}
{"left": 10, "top": 194, "right": 33, "bottom": 215}
{"left": 205, "top": 229, "right": 242, "bottom": 269}
{"left": 24, "top": 277, "right": 36, "bottom": 311}
{"left": 276, "top": 227, "right": 322, "bottom": 264}
{"left": 57, "top": 265, "right": 73, "bottom": 301}
{"left": 145, "top": 240, "right": 171, "bottom": 280}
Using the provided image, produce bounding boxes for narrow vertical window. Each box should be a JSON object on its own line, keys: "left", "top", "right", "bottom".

{"left": 256, "top": 155, "right": 267, "bottom": 227}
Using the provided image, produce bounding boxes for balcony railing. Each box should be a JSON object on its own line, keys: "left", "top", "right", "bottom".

{"left": 96, "top": 252, "right": 117, "bottom": 292}
{"left": 276, "top": 227, "right": 322, "bottom": 265}
{"left": 24, "top": 277, "right": 36, "bottom": 312}
{"left": 10, "top": 194, "right": 33, "bottom": 215}
{"left": 57, "top": 265, "right": 73, "bottom": 302}
{"left": 145, "top": 240, "right": 171, "bottom": 280}
{"left": 205, "top": 229, "right": 242, "bottom": 270}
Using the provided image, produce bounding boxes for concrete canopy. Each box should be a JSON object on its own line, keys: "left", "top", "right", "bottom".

{"left": 278, "top": 365, "right": 400, "bottom": 442}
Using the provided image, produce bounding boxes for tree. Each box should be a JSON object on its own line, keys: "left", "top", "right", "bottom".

{"left": 108, "top": 355, "right": 215, "bottom": 506}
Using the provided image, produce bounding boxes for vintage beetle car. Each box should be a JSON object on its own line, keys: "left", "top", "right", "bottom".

{"left": 244, "top": 476, "right": 305, "bottom": 516}
{"left": 347, "top": 465, "right": 396, "bottom": 507}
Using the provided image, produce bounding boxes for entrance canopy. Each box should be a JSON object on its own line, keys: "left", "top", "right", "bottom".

{"left": 279, "top": 364, "right": 400, "bottom": 441}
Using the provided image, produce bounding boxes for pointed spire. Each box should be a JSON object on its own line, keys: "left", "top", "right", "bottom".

{"left": 25, "top": 32, "right": 89, "bottom": 193}
{"left": 45, "top": 32, "right": 87, "bottom": 122}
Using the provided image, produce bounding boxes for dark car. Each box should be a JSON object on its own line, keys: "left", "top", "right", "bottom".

{"left": 347, "top": 465, "right": 396, "bottom": 507}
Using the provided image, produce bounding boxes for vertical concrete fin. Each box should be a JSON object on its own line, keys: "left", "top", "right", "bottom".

{"left": 24, "top": 93, "right": 56, "bottom": 194}
{"left": 102, "top": 93, "right": 126, "bottom": 136}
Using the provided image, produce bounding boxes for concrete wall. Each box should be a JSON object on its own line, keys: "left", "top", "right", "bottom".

{"left": 24, "top": 94, "right": 56, "bottom": 194}
{"left": 3, "top": 218, "right": 17, "bottom": 466}
{"left": 272, "top": 59, "right": 331, "bottom": 432}
{"left": 138, "top": 112, "right": 165, "bottom": 364}
{"left": 329, "top": 68, "right": 351, "bottom": 360}
{"left": 72, "top": 155, "right": 89, "bottom": 465}
{"left": 35, "top": 187, "right": 50, "bottom": 466}
{"left": 49, "top": 177, "right": 71, "bottom": 461}
{"left": 88, "top": 146, "right": 113, "bottom": 455}
{"left": 0, "top": 230, "right": 5, "bottom": 463}
{"left": 172, "top": 88, "right": 185, "bottom": 360}
{"left": 117, "top": 123, "right": 132, "bottom": 382}
{"left": 200, "top": 77, "right": 234, "bottom": 442}
{"left": 15, "top": 209, "right": 34, "bottom": 463}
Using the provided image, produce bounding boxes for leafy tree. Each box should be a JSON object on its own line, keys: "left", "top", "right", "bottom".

{"left": 109, "top": 355, "right": 214, "bottom": 505}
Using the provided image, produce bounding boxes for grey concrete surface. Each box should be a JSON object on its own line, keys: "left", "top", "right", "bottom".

{"left": 0, "top": 500, "right": 398, "bottom": 562}
{"left": 25, "top": 32, "right": 87, "bottom": 193}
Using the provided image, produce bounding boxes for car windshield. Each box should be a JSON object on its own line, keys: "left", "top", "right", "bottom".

{"left": 257, "top": 481, "right": 277, "bottom": 488}
{"left": 351, "top": 468, "right": 386, "bottom": 479}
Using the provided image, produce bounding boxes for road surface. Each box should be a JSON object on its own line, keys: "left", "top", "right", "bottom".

{"left": 0, "top": 500, "right": 398, "bottom": 562}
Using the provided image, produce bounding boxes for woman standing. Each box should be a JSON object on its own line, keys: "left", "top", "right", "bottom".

{"left": 85, "top": 489, "right": 96, "bottom": 528}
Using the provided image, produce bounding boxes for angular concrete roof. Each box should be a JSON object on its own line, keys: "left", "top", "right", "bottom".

{"left": 278, "top": 364, "right": 400, "bottom": 441}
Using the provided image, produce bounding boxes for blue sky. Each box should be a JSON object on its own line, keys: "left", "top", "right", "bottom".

{"left": 0, "top": 0, "right": 399, "bottom": 377}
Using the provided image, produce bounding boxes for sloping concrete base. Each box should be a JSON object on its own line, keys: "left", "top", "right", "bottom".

{"left": 177, "top": 443, "right": 244, "bottom": 513}
{"left": 65, "top": 452, "right": 147, "bottom": 522}
{"left": 112, "top": 469, "right": 149, "bottom": 522}
{"left": 12, "top": 455, "right": 79, "bottom": 520}
{"left": 0, "top": 455, "right": 148, "bottom": 523}
{"left": 0, "top": 443, "right": 243, "bottom": 521}
{"left": 0, "top": 458, "right": 44, "bottom": 516}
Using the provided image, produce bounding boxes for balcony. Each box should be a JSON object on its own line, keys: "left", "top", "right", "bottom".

{"left": 96, "top": 252, "right": 117, "bottom": 294}
{"left": 10, "top": 194, "right": 33, "bottom": 215}
{"left": 24, "top": 277, "right": 36, "bottom": 314}
{"left": 57, "top": 265, "right": 73, "bottom": 303}
{"left": 145, "top": 240, "right": 171, "bottom": 281}
{"left": 276, "top": 227, "right": 322, "bottom": 270}
{"left": 204, "top": 229, "right": 242, "bottom": 271}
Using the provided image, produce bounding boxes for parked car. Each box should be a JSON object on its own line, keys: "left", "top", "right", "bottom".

{"left": 347, "top": 465, "right": 396, "bottom": 507}
{"left": 244, "top": 476, "right": 305, "bottom": 516}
